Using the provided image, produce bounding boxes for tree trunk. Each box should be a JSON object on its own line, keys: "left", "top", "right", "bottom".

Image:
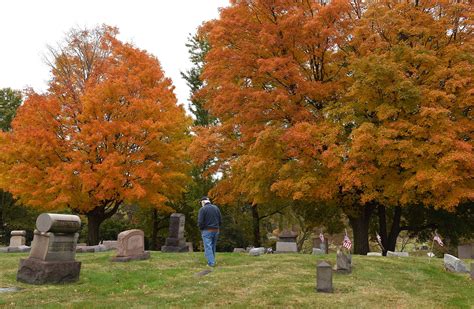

{"left": 86, "top": 202, "right": 121, "bottom": 245}
{"left": 86, "top": 213, "right": 102, "bottom": 245}
{"left": 151, "top": 208, "right": 159, "bottom": 250}
{"left": 0, "top": 190, "right": 4, "bottom": 244}
{"left": 348, "top": 204, "right": 374, "bottom": 255}
{"left": 378, "top": 204, "right": 388, "bottom": 255}
{"left": 251, "top": 204, "right": 261, "bottom": 247}
{"left": 387, "top": 206, "right": 402, "bottom": 252}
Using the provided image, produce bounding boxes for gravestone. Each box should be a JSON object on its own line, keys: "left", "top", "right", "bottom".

{"left": 233, "top": 248, "right": 246, "bottom": 253}
{"left": 275, "top": 230, "right": 298, "bottom": 253}
{"left": 9, "top": 230, "right": 26, "bottom": 247}
{"left": 101, "top": 240, "right": 118, "bottom": 250}
{"left": 186, "top": 242, "right": 194, "bottom": 252}
{"left": 17, "top": 213, "right": 81, "bottom": 284}
{"left": 312, "top": 248, "right": 325, "bottom": 255}
{"left": 387, "top": 251, "right": 409, "bottom": 257}
{"left": 457, "top": 244, "right": 474, "bottom": 259}
{"left": 367, "top": 252, "right": 382, "bottom": 256}
{"left": 161, "top": 213, "right": 188, "bottom": 252}
{"left": 335, "top": 250, "right": 352, "bottom": 274}
{"left": 111, "top": 229, "right": 150, "bottom": 262}
{"left": 249, "top": 247, "right": 265, "bottom": 256}
{"left": 443, "top": 254, "right": 468, "bottom": 273}
{"left": 76, "top": 244, "right": 107, "bottom": 253}
{"left": 313, "top": 237, "right": 329, "bottom": 254}
{"left": 316, "top": 261, "right": 333, "bottom": 293}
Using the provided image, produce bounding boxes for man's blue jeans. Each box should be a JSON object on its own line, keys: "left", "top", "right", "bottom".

{"left": 201, "top": 230, "right": 219, "bottom": 266}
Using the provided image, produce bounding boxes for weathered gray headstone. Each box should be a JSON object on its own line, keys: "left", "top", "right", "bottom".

{"left": 457, "top": 244, "right": 474, "bottom": 259}
{"left": 316, "top": 261, "right": 333, "bottom": 293}
{"left": 76, "top": 244, "right": 108, "bottom": 253}
{"left": 336, "top": 250, "right": 352, "bottom": 274}
{"left": 443, "top": 254, "right": 468, "bottom": 273}
{"left": 9, "top": 230, "right": 26, "bottom": 247}
{"left": 367, "top": 252, "right": 382, "bottom": 256}
{"left": 233, "top": 248, "right": 246, "bottom": 253}
{"left": 17, "top": 213, "right": 81, "bottom": 284}
{"left": 275, "top": 230, "right": 298, "bottom": 253}
{"left": 387, "top": 251, "right": 409, "bottom": 257}
{"left": 161, "top": 213, "right": 188, "bottom": 252}
{"left": 249, "top": 247, "right": 265, "bottom": 256}
{"left": 101, "top": 240, "right": 118, "bottom": 250}
{"left": 111, "top": 229, "right": 150, "bottom": 262}
{"left": 313, "top": 237, "right": 329, "bottom": 254}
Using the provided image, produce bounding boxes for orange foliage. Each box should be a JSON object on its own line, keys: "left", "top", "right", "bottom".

{"left": 191, "top": 0, "right": 473, "bottom": 211}
{"left": 0, "top": 26, "right": 191, "bottom": 214}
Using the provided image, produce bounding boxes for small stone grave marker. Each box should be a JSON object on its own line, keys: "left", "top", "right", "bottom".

{"left": 387, "top": 251, "right": 409, "bottom": 257}
{"left": 316, "top": 261, "right": 333, "bottom": 293}
{"left": 444, "top": 254, "right": 468, "bottom": 273}
{"left": 111, "top": 229, "right": 150, "bottom": 262}
{"left": 335, "top": 250, "right": 352, "bottom": 274}
{"left": 9, "top": 231, "right": 26, "bottom": 247}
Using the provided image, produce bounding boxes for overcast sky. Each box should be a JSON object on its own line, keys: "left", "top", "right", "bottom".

{"left": 0, "top": 0, "right": 229, "bottom": 109}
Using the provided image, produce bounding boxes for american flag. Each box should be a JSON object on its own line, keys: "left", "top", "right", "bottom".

{"left": 319, "top": 232, "right": 325, "bottom": 242}
{"left": 343, "top": 233, "right": 352, "bottom": 250}
{"left": 433, "top": 233, "right": 444, "bottom": 247}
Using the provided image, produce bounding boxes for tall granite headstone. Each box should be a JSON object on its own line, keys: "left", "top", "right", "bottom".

{"left": 161, "top": 213, "right": 188, "bottom": 252}
{"left": 275, "top": 230, "right": 298, "bottom": 253}
{"left": 17, "top": 213, "right": 81, "bottom": 284}
{"left": 111, "top": 229, "right": 150, "bottom": 262}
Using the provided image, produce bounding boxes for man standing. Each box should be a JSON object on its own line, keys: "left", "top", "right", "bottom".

{"left": 198, "top": 196, "right": 222, "bottom": 267}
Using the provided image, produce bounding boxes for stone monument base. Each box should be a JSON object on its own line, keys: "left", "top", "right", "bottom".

{"left": 17, "top": 258, "right": 81, "bottom": 284}
{"left": 161, "top": 245, "right": 188, "bottom": 253}
{"left": 111, "top": 251, "right": 150, "bottom": 262}
{"left": 275, "top": 242, "right": 298, "bottom": 253}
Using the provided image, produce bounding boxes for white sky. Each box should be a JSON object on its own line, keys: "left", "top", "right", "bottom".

{"left": 0, "top": 0, "right": 229, "bottom": 109}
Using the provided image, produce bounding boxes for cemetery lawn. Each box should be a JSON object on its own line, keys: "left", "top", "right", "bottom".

{"left": 0, "top": 252, "right": 472, "bottom": 308}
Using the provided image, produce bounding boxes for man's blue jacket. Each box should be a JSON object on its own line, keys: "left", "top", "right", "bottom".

{"left": 198, "top": 203, "right": 222, "bottom": 230}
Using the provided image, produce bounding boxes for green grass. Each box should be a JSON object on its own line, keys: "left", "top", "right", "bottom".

{"left": 0, "top": 251, "right": 472, "bottom": 308}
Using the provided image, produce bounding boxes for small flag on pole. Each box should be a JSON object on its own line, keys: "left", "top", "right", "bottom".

{"left": 319, "top": 231, "right": 325, "bottom": 242}
{"left": 343, "top": 230, "right": 352, "bottom": 250}
{"left": 433, "top": 232, "right": 444, "bottom": 247}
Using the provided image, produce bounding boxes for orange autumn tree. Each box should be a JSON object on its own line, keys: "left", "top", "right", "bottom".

{"left": 337, "top": 0, "right": 474, "bottom": 253}
{"left": 190, "top": 0, "right": 358, "bottom": 241}
{"left": 0, "top": 25, "right": 190, "bottom": 244}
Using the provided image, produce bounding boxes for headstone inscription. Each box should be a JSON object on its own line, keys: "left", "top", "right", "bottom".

{"left": 275, "top": 230, "right": 298, "bottom": 253}
{"left": 161, "top": 213, "right": 188, "bottom": 252}
{"left": 111, "top": 229, "right": 150, "bottom": 262}
{"left": 16, "top": 213, "right": 81, "bottom": 284}
{"left": 316, "top": 261, "right": 333, "bottom": 293}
